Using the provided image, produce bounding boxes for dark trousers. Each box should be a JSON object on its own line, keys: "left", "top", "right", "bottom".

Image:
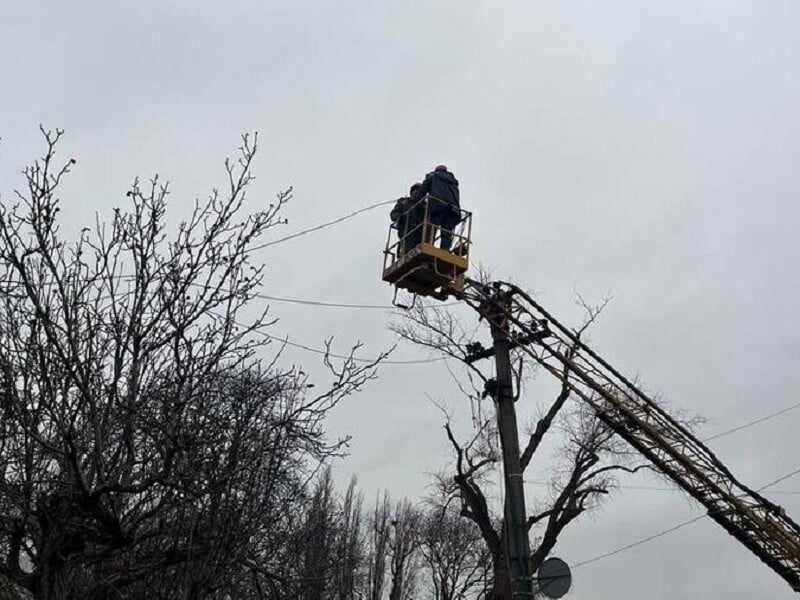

{"left": 439, "top": 213, "right": 459, "bottom": 251}
{"left": 426, "top": 208, "right": 459, "bottom": 251}
{"left": 401, "top": 220, "right": 422, "bottom": 254}
{"left": 405, "top": 229, "right": 421, "bottom": 252}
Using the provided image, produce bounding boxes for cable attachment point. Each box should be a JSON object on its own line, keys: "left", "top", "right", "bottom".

{"left": 465, "top": 341, "right": 493, "bottom": 364}
{"left": 483, "top": 378, "right": 498, "bottom": 399}
{"left": 483, "top": 377, "right": 513, "bottom": 400}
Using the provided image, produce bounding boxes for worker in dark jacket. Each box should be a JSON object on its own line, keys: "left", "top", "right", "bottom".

{"left": 419, "top": 165, "right": 460, "bottom": 250}
{"left": 406, "top": 182, "right": 424, "bottom": 250}
{"left": 390, "top": 183, "right": 424, "bottom": 254}
{"left": 390, "top": 196, "right": 411, "bottom": 254}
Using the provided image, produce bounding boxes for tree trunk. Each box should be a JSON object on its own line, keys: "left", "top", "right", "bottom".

{"left": 389, "top": 572, "right": 404, "bottom": 600}
{"left": 36, "top": 559, "right": 70, "bottom": 600}
{"left": 490, "top": 554, "right": 513, "bottom": 600}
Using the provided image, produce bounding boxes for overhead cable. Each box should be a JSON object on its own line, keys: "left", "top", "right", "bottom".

{"left": 255, "top": 293, "right": 398, "bottom": 310}
{"left": 571, "top": 515, "right": 706, "bottom": 569}
{"left": 572, "top": 465, "right": 800, "bottom": 569}
{"left": 254, "top": 292, "right": 460, "bottom": 310}
{"left": 0, "top": 196, "right": 460, "bottom": 310}
{"left": 524, "top": 480, "right": 800, "bottom": 496}
{"left": 250, "top": 199, "right": 395, "bottom": 251}
{"left": 704, "top": 401, "right": 800, "bottom": 442}
{"left": 255, "top": 330, "right": 445, "bottom": 366}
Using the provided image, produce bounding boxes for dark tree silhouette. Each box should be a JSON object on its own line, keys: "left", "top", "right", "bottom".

{"left": 0, "top": 129, "right": 386, "bottom": 599}
{"left": 393, "top": 293, "right": 659, "bottom": 599}
{"left": 419, "top": 480, "right": 491, "bottom": 600}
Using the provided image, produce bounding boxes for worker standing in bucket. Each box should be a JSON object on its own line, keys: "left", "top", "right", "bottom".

{"left": 390, "top": 182, "right": 424, "bottom": 255}
{"left": 419, "top": 165, "right": 460, "bottom": 251}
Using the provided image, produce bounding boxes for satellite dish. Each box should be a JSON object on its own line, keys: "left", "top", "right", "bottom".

{"left": 537, "top": 557, "right": 572, "bottom": 599}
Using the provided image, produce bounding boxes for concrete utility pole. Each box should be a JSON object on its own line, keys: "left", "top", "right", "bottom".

{"left": 487, "top": 289, "right": 535, "bottom": 599}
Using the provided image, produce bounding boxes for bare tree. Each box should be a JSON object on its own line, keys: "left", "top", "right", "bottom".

{"left": 0, "top": 129, "right": 387, "bottom": 599}
{"left": 333, "top": 477, "right": 365, "bottom": 600}
{"left": 419, "top": 479, "right": 490, "bottom": 600}
{"left": 392, "top": 294, "right": 650, "bottom": 598}
{"left": 296, "top": 469, "right": 337, "bottom": 600}
{"left": 387, "top": 498, "right": 421, "bottom": 600}
{"left": 364, "top": 491, "right": 392, "bottom": 600}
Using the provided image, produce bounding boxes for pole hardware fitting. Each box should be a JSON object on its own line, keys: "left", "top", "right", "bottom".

{"left": 482, "top": 377, "right": 513, "bottom": 400}
{"left": 465, "top": 341, "right": 493, "bottom": 364}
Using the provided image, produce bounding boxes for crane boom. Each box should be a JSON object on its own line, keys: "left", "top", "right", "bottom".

{"left": 460, "top": 279, "right": 800, "bottom": 592}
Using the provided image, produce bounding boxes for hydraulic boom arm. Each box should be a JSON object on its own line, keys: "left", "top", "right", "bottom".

{"left": 460, "top": 279, "right": 800, "bottom": 592}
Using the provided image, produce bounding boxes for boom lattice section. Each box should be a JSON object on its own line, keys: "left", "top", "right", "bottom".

{"left": 461, "top": 280, "right": 800, "bottom": 592}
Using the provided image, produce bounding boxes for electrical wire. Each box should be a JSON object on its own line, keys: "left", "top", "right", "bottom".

{"left": 524, "top": 480, "right": 800, "bottom": 496}
{"left": 0, "top": 279, "right": 446, "bottom": 366}
{"left": 0, "top": 194, "right": 460, "bottom": 310}
{"left": 703, "top": 400, "right": 800, "bottom": 442}
{"left": 2, "top": 278, "right": 457, "bottom": 312}
{"left": 253, "top": 292, "right": 460, "bottom": 310}
{"left": 254, "top": 330, "right": 446, "bottom": 366}
{"left": 249, "top": 199, "right": 396, "bottom": 251}
{"left": 526, "top": 401, "right": 800, "bottom": 569}
{"left": 571, "top": 515, "right": 706, "bottom": 569}
{"left": 254, "top": 293, "right": 397, "bottom": 310}
{"left": 571, "top": 465, "right": 800, "bottom": 570}
{"left": 758, "top": 466, "right": 800, "bottom": 491}
{"left": 523, "top": 399, "right": 800, "bottom": 494}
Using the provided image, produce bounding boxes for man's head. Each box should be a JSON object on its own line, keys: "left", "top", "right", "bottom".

{"left": 410, "top": 183, "right": 422, "bottom": 194}
{"left": 434, "top": 164, "right": 449, "bottom": 172}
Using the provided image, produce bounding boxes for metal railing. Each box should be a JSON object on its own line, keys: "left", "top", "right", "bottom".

{"left": 383, "top": 194, "right": 472, "bottom": 273}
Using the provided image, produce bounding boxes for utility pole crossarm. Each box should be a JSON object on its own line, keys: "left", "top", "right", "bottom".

{"left": 461, "top": 279, "right": 800, "bottom": 593}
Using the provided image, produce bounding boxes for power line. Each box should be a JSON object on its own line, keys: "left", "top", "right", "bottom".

{"left": 255, "top": 293, "right": 397, "bottom": 310}
{"left": 255, "top": 331, "right": 445, "bottom": 366}
{"left": 524, "top": 400, "right": 800, "bottom": 496}
{"left": 704, "top": 400, "right": 800, "bottom": 442}
{"left": 1, "top": 279, "right": 444, "bottom": 366}
{"left": 2, "top": 277, "right": 457, "bottom": 312}
{"left": 524, "top": 398, "right": 800, "bottom": 565}
{"left": 254, "top": 292, "right": 460, "bottom": 310}
{"left": 249, "top": 199, "right": 395, "bottom": 251}
{"left": 759, "top": 466, "right": 800, "bottom": 491}
{"left": 571, "top": 466, "right": 800, "bottom": 570}
{"left": 0, "top": 194, "right": 459, "bottom": 310}
{"left": 2, "top": 276, "right": 408, "bottom": 313}
{"left": 572, "top": 515, "right": 706, "bottom": 569}
{"left": 1, "top": 274, "right": 439, "bottom": 312}
{"left": 524, "top": 480, "right": 800, "bottom": 496}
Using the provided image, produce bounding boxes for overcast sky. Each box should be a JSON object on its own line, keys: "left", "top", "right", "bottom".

{"left": 2, "top": 2, "right": 800, "bottom": 598}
